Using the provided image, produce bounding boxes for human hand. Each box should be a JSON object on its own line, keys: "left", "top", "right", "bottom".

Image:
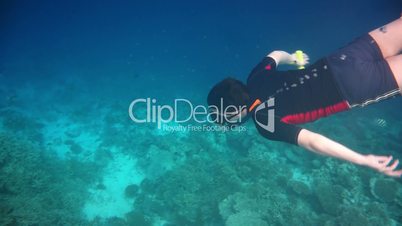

{"left": 291, "top": 51, "right": 310, "bottom": 67}
{"left": 363, "top": 155, "right": 402, "bottom": 177}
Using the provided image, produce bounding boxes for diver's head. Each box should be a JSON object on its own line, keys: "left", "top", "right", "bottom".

{"left": 207, "top": 77, "right": 250, "bottom": 125}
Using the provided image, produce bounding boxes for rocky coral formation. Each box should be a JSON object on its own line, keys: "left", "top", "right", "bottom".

{"left": 134, "top": 155, "right": 243, "bottom": 225}
{"left": 370, "top": 178, "right": 400, "bottom": 203}
{"left": 0, "top": 133, "right": 90, "bottom": 225}
{"left": 315, "top": 182, "right": 345, "bottom": 216}
{"left": 128, "top": 126, "right": 402, "bottom": 225}
{"left": 124, "top": 184, "right": 139, "bottom": 198}
{"left": 0, "top": 110, "right": 44, "bottom": 144}
{"left": 288, "top": 179, "right": 312, "bottom": 196}
{"left": 225, "top": 211, "right": 268, "bottom": 226}
{"left": 1, "top": 82, "right": 400, "bottom": 226}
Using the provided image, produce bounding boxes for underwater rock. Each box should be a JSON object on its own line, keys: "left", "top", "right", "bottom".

{"left": 283, "top": 149, "right": 303, "bottom": 165}
{"left": 219, "top": 192, "right": 276, "bottom": 225}
{"left": 124, "top": 184, "right": 139, "bottom": 198}
{"left": 70, "top": 143, "right": 83, "bottom": 154}
{"left": 104, "top": 217, "right": 127, "bottom": 226}
{"left": 2, "top": 110, "right": 43, "bottom": 132}
{"left": 288, "top": 179, "right": 311, "bottom": 196}
{"left": 65, "top": 129, "right": 81, "bottom": 138}
{"left": 96, "top": 183, "right": 106, "bottom": 190}
{"left": 135, "top": 193, "right": 165, "bottom": 217}
{"left": 142, "top": 144, "right": 178, "bottom": 180}
{"left": 0, "top": 182, "right": 14, "bottom": 195}
{"left": 219, "top": 195, "right": 237, "bottom": 220}
{"left": 338, "top": 207, "right": 369, "bottom": 226}
{"left": 225, "top": 211, "right": 268, "bottom": 226}
{"left": 226, "top": 133, "right": 251, "bottom": 156}
{"left": 311, "top": 159, "right": 322, "bottom": 168}
{"left": 0, "top": 133, "right": 88, "bottom": 225}
{"left": 139, "top": 178, "right": 155, "bottom": 194}
{"left": 334, "top": 163, "right": 360, "bottom": 189}
{"left": 218, "top": 193, "right": 259, "bottom": 220}
{"left": 370, "top": 178, "right": 399, "bottom": 202}
{"left": 364, "top": 202, "right": 392, "bottom": 225}
{"left": 137, "top": 158, "right": 243, "bottom": 224}
{"left": 315, "top": 182, "right": 344, "bottom": 216}
{"left": 125, "top": 211, "right": 151, "bottom": 226}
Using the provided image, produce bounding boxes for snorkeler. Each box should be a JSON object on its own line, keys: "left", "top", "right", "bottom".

{"left": 207, "top": 16, "right": 402, "bottom": 178}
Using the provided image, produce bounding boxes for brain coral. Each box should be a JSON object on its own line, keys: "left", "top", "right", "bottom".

{"left": 370, "top": 178, "right": 399, "bottom": 203}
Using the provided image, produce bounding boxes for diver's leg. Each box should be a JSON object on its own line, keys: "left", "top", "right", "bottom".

{"left": 369, "top": 16, "right": 402, "bottom": 59}
{"left": 386, "top": 54, "right": 402, "bottom": 91}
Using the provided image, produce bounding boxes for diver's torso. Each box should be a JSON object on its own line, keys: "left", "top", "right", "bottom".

{"left": 247, "top": 58, "right": 349, "bottom": 124}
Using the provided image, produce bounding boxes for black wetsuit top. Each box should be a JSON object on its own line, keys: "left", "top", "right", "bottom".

{"left": 247, "top": 57, "right": 349, "bottom": 145}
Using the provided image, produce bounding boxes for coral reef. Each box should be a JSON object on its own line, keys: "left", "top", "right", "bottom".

{"left": 0, "top": 133, "right": 91, "bottom": 225}
{"left": 287, "top": 179, "right": 312, "bottom": 196}
{"left": 125, "top": 211, "right": 152, "bottom": 226}
{"left": 124, "top": 184, "right": 139, "bottom": 198}
{"left": 314, "top": 182, "right": 345, "bottom": 216}
{"left": 1, "top": 77, "right": 401, "bottom": 226}
{"left": 0, "top": 109, "right": 44, "bottom": 144}
{"left": 370, "top": 178, "right": 399, "bottom": 203}
{"left": 128, "top": 125, "right": 402, "bottom": 226}
{"left": 135, "top": 154, "right": 243, "bottom": 225}
{"left": 225, "top": 211, "right": 268, "bottom": 226}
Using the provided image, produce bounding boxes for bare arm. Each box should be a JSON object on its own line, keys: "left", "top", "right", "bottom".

{"left": 297, "top": 129, "right": 402, "bottom": 177}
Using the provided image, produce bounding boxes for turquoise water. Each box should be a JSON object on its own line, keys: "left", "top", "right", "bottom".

{"left": 1, "top": 1, "right": 402, "bottom": 225}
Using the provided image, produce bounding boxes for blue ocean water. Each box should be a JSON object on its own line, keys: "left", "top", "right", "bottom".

{"left": 1, "top": 0, "right": 402, "bottom": 225}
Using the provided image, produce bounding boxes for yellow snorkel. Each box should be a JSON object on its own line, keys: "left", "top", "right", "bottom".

{"left": 295, "top": 50, "right": 305, "bottom": 69}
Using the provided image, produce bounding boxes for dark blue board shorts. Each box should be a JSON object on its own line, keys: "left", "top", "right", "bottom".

{"left": 327, "top": 34, "right": 401, "bottom": 107}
